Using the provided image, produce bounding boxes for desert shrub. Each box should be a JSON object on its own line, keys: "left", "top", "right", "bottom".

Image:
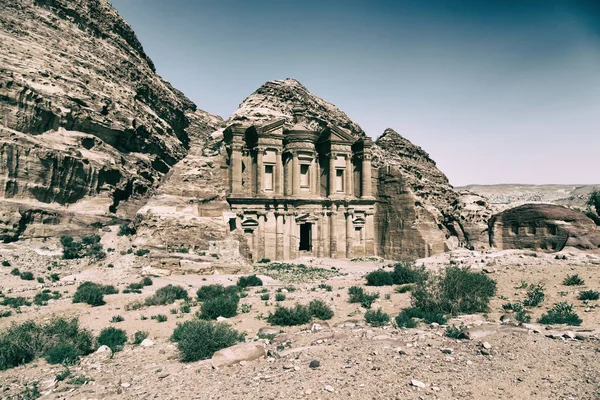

{"left": 402, "top": 307, "right": 447, "bottom": 324}
{"left": 142, "top": 277, "right": 153, "bottom": 286}
{"left": 503, "top": 302, "right": 531, "bottom": 323}
{"left": 364, "top": 308, "right": 390, "bottom": 327}
{"left": 365, "top": 269, "right": 394, "bottom": 286}
{"left": 135, "top": 249, "right": 150, "bottom": 257}
{"left": 55, "top": 368, "right": 71, "bottom": 381}
{"left": 180, "top": 304, "right": 191, "bottom": 313}
{"left": 411, "top": 266, "right": 496, "bottom": 316}
{"left": 61, "top": 235, "right": 105, "bottom": 260}
{"left": 2, "top": 260, "right": 11, "bottom": 266}
{"left": 578, "top": 290, "right": 600, "bottom": 301}
{"left": 110, "top": 315, "right": 124, "bottom": 323}
{"left": 151, "top": 314, "right": 168, "bottom": 322}
{"left": 171, "top": 320, "right": 243, "bottom": 362}
{"left": 50, "top": 273, "right": 60, "bottom": 282}
{"left": 348, "top": 286, "right": 379, "bottom": 308}
{"left": 199, "top": 294, "right": 239, "bottom": 320}
{"left": 2, "top": 296, "right": 32, "bottom": 308}
{"left": 318, "top": 284, "right": 333, "bottom": 292}
{"left": 395, "top": 285, "right": 413, "bottom": 294}
{"left": 97, "top": 327, "right": 127, "bottom": 351}
{"left": 196, "top": 284, "right": 237, "bottom": 301}
{"left": 132, "top": 331, "right": 149, "bottom": 345}
{"left": 395, "top": 311, "right": 418, "bottom": 328}
{"left": 0, "top": 318, "right": 93, "bottom": 371}
{"left": 267, "top": 304, "right": 312, "bottom": 326}
{"left": 275, "top": 293, "right": 286, "bottom": 302}
{"left": 538, "top": 302, "right": 582, "bottom": 326}
{"left": 102, "top": 285, "right": 119, "bottom": 295}
{"left": 587, "top": 190, "right": 600, "bottom": 215}
{"left": 260, "top": 293, "right": 270, "bottom": 301}
{"left": 445, "top": 324, "right": 466, "bottom": 339}
{"left": 10, "top": 268, "right": 20, "bottom": 276}
{"left": 145, "top": 285, "right": 188, "bottom": 306}
{"left": 0, "top": 310, "right": 12, "bottom": 318}
{"left": 523, "top": 283, "right": 545, "bottom": 307}
{"left": 308, "top": 299, "right": 334, "bottom": 320}
{"left": 257, "top": 258, "right": 270, "bottom": 264}
{"left": 237, "top": 275, "right": 263, "bottom": 288}
{"left": 117, "top": 224, "right": 135, "bottom": 236}
{"left": 19, "top": 271, "right": 34, "bottom": 281}
{"left": 33, "top": 290, "right": 61, "bottom": 306}
{"left": 392, "top": 262, "right": 428, "bottom": 285}
{"left": 44, "top": 344, "right": 80, "bottom": 365}
{"left": 585, "top": 211, "right": 600, "bottom": 225}
{"left": 73, "top": 283, "right": 105, "bottom": 306}
{"left": 37, "top": 277, "right": 44, "bottom": 283}
{"left": 563, "top": 274, "right": 585, "bottom": 286}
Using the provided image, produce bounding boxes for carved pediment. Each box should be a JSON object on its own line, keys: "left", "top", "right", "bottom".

{"left": 317, "top": 125, "right": 356, "bottom": 145}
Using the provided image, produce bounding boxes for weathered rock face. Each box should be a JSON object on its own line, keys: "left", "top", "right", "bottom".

{"left": 489, "top": 204, "right": 600, "bottom": 252}
{"left": 0, "top": 0, "right": 219, "bottom": 239}
{"left": 373, "top": 128, "right": 491, "bottom": 259}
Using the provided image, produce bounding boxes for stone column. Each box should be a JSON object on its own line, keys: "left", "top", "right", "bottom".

{"left": 365, "top": 210, "right": 375, "bottom": 256}
{"left": 275, "top": 211, "right": 284, "bottom": 260}
{"left": 361, "top": 153, "right": 372, "bottom": 198}
{"left": 289, "top": 212, "right": 297, "bottom": 260}
{"left": 257, "top": 212, "right": 266, "bottom": 261}
{"left": 345, "top": 154, "right": 353, "bottom": 197}
{"left": 292, "top": 151, "right": 300, "bottom": 196}
{"left": 310, "top": 155, "right": 317, "bottom": 195}
{"left": 256, "top": 147, "right": 264, "bottom": 195}
{"left": 284, "top": 155, "right": 292, "bottom": 196}
{"left": 328, "top": 153, "right": 336, "bottom": 197}
{"left": 230, "top": 142, "right": 243, "bottom": 194}
{"left": 315, "top": 156, "right": 321, "bottom": 197}
{"left": 345, "top": 209, "right": 353, "bottom": 259}
{"left": 275, "top": 148, "right": 283, "bottom": 196}
{"left": 329, "top": 205, "right": 337, "bottom": 258}
{"left": 317, "top": 212, "right": 324, "bottom": 258}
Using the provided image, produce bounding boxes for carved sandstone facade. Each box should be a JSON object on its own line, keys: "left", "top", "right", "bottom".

{"left": 224, "top": 108, "right": 376, "bottom": 261}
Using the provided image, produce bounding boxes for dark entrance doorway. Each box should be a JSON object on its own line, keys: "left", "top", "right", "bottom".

{"left": 299, "top": 223, "right": 312, "bottom": 251}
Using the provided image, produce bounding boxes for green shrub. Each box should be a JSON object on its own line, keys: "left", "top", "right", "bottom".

{"left": 445, "top": 324, "right": 466, "bottom": 339}
{"left": 180, "top": 304, "right": 191, "bottom": 313}
{"left": 2, "top": 260, "right": 11, "bottom": 267}
{"left": 538, "top": 302, "right": 582, "bottom": 326}
{"left": 395, "top": 285, "right": 413, "bottom": 294}
{"left": 578, "top": 290, "right": 600, "bottom": 301}
{"left": 56, "top": 368, "right": 71, "bottom": 382}
{"left": 317, "top": 284, "right": 333, "bottom": 292}
{"left": 587, "top": 190, "right": 600, "bottom": 215}
{"left": 10, "top": 268, "right": 20, "bottom": 276}
{"left": 135, "top": 249, "right": 150, "bottom": 257}
{"left": 365, "top": 269, "right": 394, "bottom": 286}
{"left": 364, "top": 308, "right": 390, "bottom": 327}
{"left": 402, "top": 307, "right": 447, "bottom": 324}
{"left": 275, "top": 293, "right": 286, "bottom": 302}
{"left": 199, "top": 294, "right": 239, "bottom": 320}
{"left": 145, "top": 285, "right": 188, "bottom": 306}
{"left": 395, "top": 311, "right": 418, "bottom": 328}
{"left": 257, "top": 258, "right": 270, "bottom": 264}
{"left": 0, "top": 310, "right": 12, "bottom": 318}
{"left": 37, "top": 277, "right": 44, "bottom": 283}
{"left": 260, "top": 293, "right": 270, "bottom": 301}
{"left": 44, "top": 344, "right": 80, "bottom": 365}
{"left": 308, "top": 299, "right": 334, "bottom": 320}
{"left": 348, "top": 286, "right": 379, "bottom": 308}
{"left": 33, "top": 290, "right": 61, "bottom": 306}
{"left": 50, "top": 273, "right": 60, "bottom": 282}
{"left": 61, "top": 235, "right": 105, "bottom": 260}
{"left": 132, "top": 331, "right": 148, "bottom": 345}
{"left": 237, "top": 275, "right": 263, "bottom": 288}
{"left": 411, "top": 266, "right": 496, "bottom": 316}
{"left": 151, "top": 314, "right": 168, "bottom": 322}
{"left": 523, "top": 284, "right": 545, "bottom": 307}
{"left": 196, "top": 284, "right": 237, "bottom": 301}
{"left": 97, "top": 327, "right": 127, "bottom": 351}
{"left": 73, "top": 283, "right": 105, "bottom": 306}
{"left": 563, "top": 274, "right": 585, "bottom": 286}
{"left": 19, "top": 271, "right": 34, "bottom": 281}
{"left": 110, "top": 315, "right": 124, "bottom": 323}
{"left": 0, "top": 318, "right": 93, "bottom": 371}
{"left": 171, "top": 320, "right": 243, "bottom": 362}
{"left": 2, "top": 296, "right": 32, "bottom": 308}
{"left": 267, "top": 304, "right": 312, "bottom": 326}
{"left": 128, "top": 282, "right": 144, "bottom": 290}
{"left": 117, "top": 224, "right": 135, "bottom": 236}
{"left": 142, "top": 277, "right": 153, "bottom": 286}
{"left": 392, "top": 262, "right": 428, "bottom": 285}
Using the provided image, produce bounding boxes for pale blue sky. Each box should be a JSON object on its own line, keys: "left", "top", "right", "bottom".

{"left": 110, "top": 0, "right": 600, "bottom": 186}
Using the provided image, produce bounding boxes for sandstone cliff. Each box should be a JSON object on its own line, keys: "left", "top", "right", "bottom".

{"left": 0, "top": 0, "right": 219, "bottom": 240}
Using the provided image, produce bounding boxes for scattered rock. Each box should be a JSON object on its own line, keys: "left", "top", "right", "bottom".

{"left": 211, "top": 343, "right": 266, "bottom": 368}
{"left": 309, "top": 360, "right": 321, "bottom": 369}
{"left": 140, "top": 339, "right": 154, "bottom": 347}
{"left": 411, "top": 379, "right": 426, "bottom": 389}
{"left": 324, "top": 385, "right": 334, "bottom": 393}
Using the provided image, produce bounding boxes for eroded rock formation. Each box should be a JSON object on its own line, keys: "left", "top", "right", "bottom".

{"left": 489, "top": 204, "right": 600, "bottom": 252}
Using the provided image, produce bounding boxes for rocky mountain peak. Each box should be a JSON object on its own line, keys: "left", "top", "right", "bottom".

{"left": 229, "top": 78, "right": 366, "bottom": 137}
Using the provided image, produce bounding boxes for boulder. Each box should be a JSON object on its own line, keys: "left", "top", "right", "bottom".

{"left": 211, "top": 342, "right": 266, "bottom": 367}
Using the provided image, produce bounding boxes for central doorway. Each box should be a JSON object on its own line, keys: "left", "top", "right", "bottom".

{"left": 299, "top": 223, "right": 312, "bottom": 251}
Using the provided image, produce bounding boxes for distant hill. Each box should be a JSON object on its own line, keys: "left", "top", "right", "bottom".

{"left": 458, "top": 184, "right": 600, "bottom": 211}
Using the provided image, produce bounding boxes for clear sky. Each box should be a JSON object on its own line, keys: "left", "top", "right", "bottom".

{"left": 109, "top": 0, "right": 600, "bottom": 186}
